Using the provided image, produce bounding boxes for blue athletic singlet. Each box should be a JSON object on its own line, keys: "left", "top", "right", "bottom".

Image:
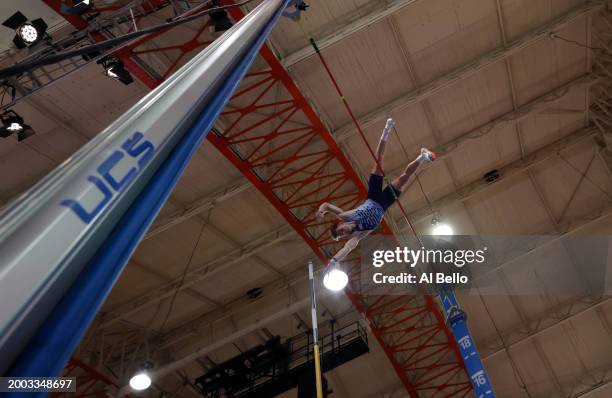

{"left": 344, "top": 199, "right": 385, "bottom": 231}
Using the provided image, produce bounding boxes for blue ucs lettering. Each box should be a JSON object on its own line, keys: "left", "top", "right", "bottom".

{"left": 60, "top": 176, "right": 113, "bottom": 224}
{"left": 61, "top": 132, "right": 155, "bottom": 223}
{"left": 122, "top": 132, "right": 154, "bottom": 168}
{"left": 98, "top": 151, "right": 137, "bottom": 191}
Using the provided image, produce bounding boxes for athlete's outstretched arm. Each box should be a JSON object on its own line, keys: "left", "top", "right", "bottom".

{"left": 331, "top": 235, "right": 361, "bottom": 262}
{"left": 372, "top": 118, "right": 395, "bottom": 175}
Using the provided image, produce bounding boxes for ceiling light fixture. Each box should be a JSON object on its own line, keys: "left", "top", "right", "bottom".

{"left": 61, "top": 0, "right": 93, "bottom": 15}
{"left": 98, "top": 57, "right": 134, "bottom": 85}
{"left": 0, "top": 110, "right": 35, "bottom": 141}
{"left": 129, "top": 372, "right": 151, "bottom": 391}
{"left": 431, "top": 215, "right": 453, "bottom": 236}
{"left": 432, "top": 223, "right": 453, "bottom": 236}
{"left": 2, "top": 12, "right": 48, "bottom": 49}
{"left": 130, "top": 361, "right": 154, "bottom": 391}
{"left": 322, "top": 262, "right": 348, "bottom": 291}
{"left": 209, "top": 1, "right": 232, "bottom": 32}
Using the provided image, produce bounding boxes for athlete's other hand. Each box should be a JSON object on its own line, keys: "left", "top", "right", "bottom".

{"left": 316, "top": 209, "right": 328, "bottom": 220}
{"left": 316, "top": 203, "right": 329, "bottom": 220}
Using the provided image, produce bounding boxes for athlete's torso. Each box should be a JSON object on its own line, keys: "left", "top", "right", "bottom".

{"left": 344, "top": 199, "right": 385, "bottom": 231}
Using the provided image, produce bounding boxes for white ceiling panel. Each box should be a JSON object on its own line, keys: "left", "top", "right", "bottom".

{"left": 289, "top": 18, "right": 416, "bottom": 129}
{"left": 500, "top": 0, "right": 587, "bottom": 42}
{"left": 427, "top": 62, "right": 514, "bottom": 143}
{"left": 395, "top": 0, "right": 501, "bottom": 83}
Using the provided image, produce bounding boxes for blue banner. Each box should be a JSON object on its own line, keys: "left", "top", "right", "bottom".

{"left": 439, "top": 289, "right": 496, "bottom": 398}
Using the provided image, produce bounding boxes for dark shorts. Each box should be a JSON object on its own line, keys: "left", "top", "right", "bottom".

{"left": 367, "top": 174, "right": 401, "bottom": 211}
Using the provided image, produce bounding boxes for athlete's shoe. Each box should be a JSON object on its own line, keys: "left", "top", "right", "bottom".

{"left": 384, "top": 118, "right": 395, "bottom": 131}
{"left": 420, "top": 147, "right": 436, "bottom": 162}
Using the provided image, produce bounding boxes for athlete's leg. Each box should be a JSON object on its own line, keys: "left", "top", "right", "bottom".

{"left": 391, "top": 148, "right": 436, "bottom": 192}
{"left": 372, "top": 118, "right": 395, "bottom": 175}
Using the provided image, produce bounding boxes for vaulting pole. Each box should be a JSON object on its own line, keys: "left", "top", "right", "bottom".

{"left": 439, "top": 289, "right": 496, "bottom": 398}
{"left": 1, "top": 0, "right": 291, "bottom": 383}
{"left": 308, "top": 261, "right": 324, "bottom": 398}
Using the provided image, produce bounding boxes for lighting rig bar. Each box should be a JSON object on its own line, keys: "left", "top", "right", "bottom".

{"left": 0, "top": 0, "right": 206, "bottom": 109}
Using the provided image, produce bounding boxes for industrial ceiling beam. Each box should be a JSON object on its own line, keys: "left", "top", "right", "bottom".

{"left": 143, "top": 73, "right": 598, "bottom": 253}
{"left": 35, "top": 0, "right": 597, "bottom": 249}
{"left": 97, "top": 131, "right": 611, "bottom": 390}
{"left": 493, "top": 0, "right": 563, "bottom": 232}
{"left": 130, "top": 259, "right": 222, "bottom": 309}
{"left": 574, "top": 376, "right": 612, "bottom": 397}
{"left": 154, "top": 254, "right": 325, "bottom": 349}
{"left": 114, "top": 288, "right": 333, "bottom": 396}
{"left": 480, "top": 294, "right": 612, "bottom": 398}
{"left": 98, "top": 225, "right": 292, "bottom": 329}
{"left": 107, "top": 79, "right": 600, "bottom": 338}
{"left": 384, "top": 7, "right": 494, "bottom": 246}
{"left": 39, "top": 1, "right": 609, "bottom": 394}
{"left": 118, "top": 186, "right": 612, "bottom": 375}
{"left": 116, "top": 201, "right": 612, "bottom": 389}
{"left": 280, "top": 0, "right": 420, "bottom": 67}
{"left": 206, "top": 6, "right": 472, "bottom": 387}
{"left": 332, "top": 1, "right": 604, "bottom": 143}
{"left": 144, "top": 178, "right": 251, "bottom": 239}
{"left": 91, "top": 252, "right": 316, "bottom": 366}
{"left": 483, "top": 296, "right": 612, "bottom": 360}
{"left": 395, "top": 125, "right": 600, "bottom": 229}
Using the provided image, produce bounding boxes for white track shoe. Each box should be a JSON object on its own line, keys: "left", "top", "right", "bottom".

{"left": 420, "top": 147, "right": 436, "bottom": 162}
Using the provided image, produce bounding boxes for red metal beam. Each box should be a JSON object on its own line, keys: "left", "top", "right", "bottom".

{"left": 43, "top": 1, "right": 471, "bottom": 395}
{"left": 51, "top": 357, "right": 117, "bottom": 398}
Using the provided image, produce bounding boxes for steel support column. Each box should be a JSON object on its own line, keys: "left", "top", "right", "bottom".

{"left": 4, "top": 0, "right": 291, "bottom": 384}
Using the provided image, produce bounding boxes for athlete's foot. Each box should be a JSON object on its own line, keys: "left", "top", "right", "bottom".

{"left": 420, "top": 147, "right": 436, "bottom": 162}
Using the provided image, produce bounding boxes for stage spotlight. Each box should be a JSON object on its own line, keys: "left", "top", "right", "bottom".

{"left": 61, "top": 0, "right": 93, "bottom": 15}
{"left": 17, "top": 23, "right": 39, "bottom": 44}
{"left": 2, "top": 12, "right": 48, "bottom": 49}
{"left": 209, "top": 1, "right": 232, "bottom": 32}
{"left": 0, "top": 110, "right": 35, "bottom": 141}
{"left": 99, "top": 57, "right": 134, "bottom": 85}
{"left": 210, "top": 11, "right": 232, "bottom": 32}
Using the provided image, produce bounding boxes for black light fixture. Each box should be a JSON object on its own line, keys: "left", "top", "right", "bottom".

{"left": 98, "top": 57, "right": 133, "bottom": 85}
{"left": 60, "top": 0, "right": 93, "bottom": 15}
{"left": 209, "top": 1, "right": 232, "bottom": 32}
{"left": 246, "top": 287, "right": 263, "bottom": 300}
{"left": 483, "top": 169, "right": 500, "bottom": 183}
{"left": 2, "top": 11, "right": 48, "bottom": 49}
{"left": 0, "top": 110, "right": 35, "bottom": 141}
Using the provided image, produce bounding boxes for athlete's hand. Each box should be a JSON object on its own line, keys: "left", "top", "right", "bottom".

{"left": 316, "top": 203, "right": 329, "bottom": 220}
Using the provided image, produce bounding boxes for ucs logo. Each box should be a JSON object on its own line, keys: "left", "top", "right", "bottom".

{"left": 61, "top": 132, "right": 155, "bottom": 224}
